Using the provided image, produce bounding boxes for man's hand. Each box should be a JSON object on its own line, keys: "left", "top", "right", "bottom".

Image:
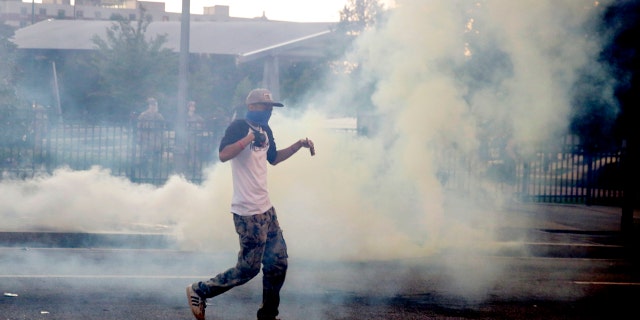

{"left": 252, "top": 128, "right": 266, "bottom": 147}
{"left": 301, "top": 138, "right": 315, "bottom": 156}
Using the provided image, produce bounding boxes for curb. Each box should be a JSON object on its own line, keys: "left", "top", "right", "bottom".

{"left": 0, "top": 231, "right": 177, "bottom": 249}
{"left": 496, "top": 241, "right": 628, "bottom": 259}
{"left": 494, "top": 228, "right": 633, "bottom": 259}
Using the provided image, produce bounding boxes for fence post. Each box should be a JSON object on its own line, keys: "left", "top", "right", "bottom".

{"left": 585, "top": 152, "right": 593, "bottom": 206}
{"left": 520, "top": 161, "right": 528, "bottom": 201}
{"left": 620, "top": 139, "right": 636, "bottom": 238}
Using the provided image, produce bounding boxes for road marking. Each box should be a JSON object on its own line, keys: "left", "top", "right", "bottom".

{"left": 574, "top": 281, "right": 640, "bottom": 286}
{"left": 0, "top": 275, "right": 206, "bottom": 279}
{"left": 524, "top": 242, "right": 623, "bottom": 248}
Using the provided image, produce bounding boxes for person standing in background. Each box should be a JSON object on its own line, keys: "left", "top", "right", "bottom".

{"left": 136, "top": 97, "right": 165, "bottom": 179}
{"left": 186, "top": 101, "right": 205, "bottom": 129}
{"left": 185, "top": 100, "right": 205, "bottom": 169}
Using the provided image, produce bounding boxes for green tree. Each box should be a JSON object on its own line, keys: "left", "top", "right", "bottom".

{"left": 0, "top": 23, "right": 19, "bottom": 110}
{"left": 1, "top": 23, "right": 29, "bottom": 146}
{"left": 331, "top": 0, "right": 387, "bottom": 126}
{"left": 338, "top": 0, "right": 385, "bottom": 37}
{"left": 187, "top": 55, "right": 241, "bottom": 119}
{"left": 89, "top": 6, "right": 178, "bottom": 120}
{"left": 280, "top": 60, "right": 328, "bottom": 107}
{"left": 275, "top": 1, "right": 388, "bottom": 111}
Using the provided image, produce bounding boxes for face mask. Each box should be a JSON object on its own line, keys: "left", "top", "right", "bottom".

{"left": 246, "top": 109, "right": 272, "bottom": 126}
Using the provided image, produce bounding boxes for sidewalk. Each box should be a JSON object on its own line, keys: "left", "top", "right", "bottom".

{"left": 494, "top": 203, "right": 639, "bottom": 258}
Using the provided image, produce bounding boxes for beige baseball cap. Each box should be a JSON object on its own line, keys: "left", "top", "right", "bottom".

{"left": 245, "top": 88, "right": 284, "bottom": 107}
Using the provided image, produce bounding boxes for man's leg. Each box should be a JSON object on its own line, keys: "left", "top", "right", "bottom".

{"left": 193, "top": 213, "right": 269, "bottom": 298}
{"left": 188, "top": 213, "right": 269, "bottom": 320}
{"left": 257, "top": 208, "right": 288, "bottom": 320}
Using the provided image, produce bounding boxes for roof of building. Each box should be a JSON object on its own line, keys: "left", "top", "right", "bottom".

{"left": 12, "top": 19, "right": 337, "bottom": 62}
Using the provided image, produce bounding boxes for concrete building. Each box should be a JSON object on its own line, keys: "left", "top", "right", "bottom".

{"left": 1, "top": 0, "right": 239, "bottom": 28}
{"left": 6, "top": 0, "right": 338, "bottom": 99}
{"left": 12, "top": 19, "right": 336, "bottom": 99}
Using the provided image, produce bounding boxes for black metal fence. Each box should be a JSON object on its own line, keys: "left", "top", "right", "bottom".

{"left": 1, "top": 119, "right": 222, "bottom": 185}
{"left": 0, "top": 116, "right": 626, "bottom": 206}
{"left": 518, "top": 149, "right": 623, "bottom": 206}
{"left": 439, "top": 138, "right": 625, "bottom": 206}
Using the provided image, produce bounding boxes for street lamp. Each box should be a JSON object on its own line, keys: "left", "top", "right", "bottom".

{"left": 175, "top": 0, "right": 191, "bottom": 174}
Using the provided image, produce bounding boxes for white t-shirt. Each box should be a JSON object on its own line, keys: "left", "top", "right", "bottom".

{"left": 219, "top": 120, "right": 277, "bottom": 216}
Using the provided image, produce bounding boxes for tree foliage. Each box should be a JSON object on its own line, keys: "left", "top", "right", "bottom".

{"left": 329, "top": 0, "right": 387, "bottom": 120}
{"left": 0, "top": 23, "right": 19, "bottom": 109}
{"left": 566, "top": 0, "right": 640, "bottom": 152}
{"left": 338, "top": 0, "right": 385, "bottom": 37}
{"left": 187, "top": 55, "right": 246, "bottom": 120}
{"left": 333, "top": 0, "right": 386, "bottom": 68}
{"left": 1, "top": 23, "right": 30, "bottom": 145}
{"left": 89, "top": 6, "right": 177, "bottom": 120}
{"left": 280, "top": 61, "right": 326, "bottom": 107}
{"left": 601, "top": 0, "right": 640, "bottom": 144}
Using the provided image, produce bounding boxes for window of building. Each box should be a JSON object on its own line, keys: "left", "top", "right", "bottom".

{"left": 57, "top": 10, "right": 65, "bottom": 19}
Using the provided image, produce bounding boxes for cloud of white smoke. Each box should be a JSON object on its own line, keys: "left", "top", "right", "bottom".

{"left": 0, "top": 0, "right": 612, "bottom": 303}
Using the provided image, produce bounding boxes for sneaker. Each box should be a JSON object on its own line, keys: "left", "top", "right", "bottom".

{"left": 186, "top": 285, "right": 206, "bottom": 320}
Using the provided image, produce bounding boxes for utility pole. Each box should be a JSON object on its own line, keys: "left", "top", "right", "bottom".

{"left": 174, "top": 0, "right": 190, "bottom": 175}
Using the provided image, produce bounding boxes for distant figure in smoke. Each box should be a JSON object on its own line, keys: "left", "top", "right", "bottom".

{"left": 186, "top": 88, "right": 315, "bottom": 320}
{"left": 136, "top": 97, "right": 165, "bottom": 178}
{"left": 185, "top": 100, "right": 205, "bottom": 169}
{"left": 186, "top": 100, "right": 205, "bottom": 129}
{"left": 30, "top": 104, "right": 49, "bottom": 162}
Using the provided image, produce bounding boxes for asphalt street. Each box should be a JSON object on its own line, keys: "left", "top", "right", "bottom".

{"left": 1, "top": 203, "right": 639, "bottom": 319}
{"left": 1, "top": 246, "right": 639, "bottom": 319}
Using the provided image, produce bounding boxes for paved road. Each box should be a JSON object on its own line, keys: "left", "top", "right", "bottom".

{"left": 2, "top": 203, "right": 639, "bottom": 319}
{"left": 1, "top": 246, "right": 639, "bottom": 320}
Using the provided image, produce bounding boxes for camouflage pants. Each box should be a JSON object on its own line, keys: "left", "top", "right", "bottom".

{"left": 194, "top": 207, "right": 288, "bottom": 319}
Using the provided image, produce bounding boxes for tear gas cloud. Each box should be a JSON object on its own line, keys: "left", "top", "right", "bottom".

{"left": 1, "top": 0, "right": 613, "bottom": 302}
